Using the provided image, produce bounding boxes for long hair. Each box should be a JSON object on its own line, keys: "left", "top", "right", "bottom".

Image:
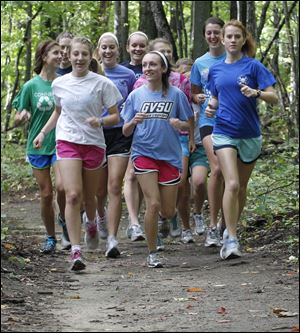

{"left": 223, "top": 20, "right": 256, "bottom": 58}
{"left": 34, "top": 40, "right": 59, "bottom": 74}
{"left": 148, "top": 51, "right": 171, "bottom": 96}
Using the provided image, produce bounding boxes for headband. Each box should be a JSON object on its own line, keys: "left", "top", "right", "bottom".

{"left": 149, "top": 51, "right": 168, "bottom": 69}
{"left": 128, "top": 31, "right": 149, "bottom": 41}
{"left": 98, "top": 32, "right": 119, "bottom": 47}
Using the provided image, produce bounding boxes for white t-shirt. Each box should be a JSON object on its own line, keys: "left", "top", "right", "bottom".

{"left": 52, "top": 71, "right": 122, "bottom": 148}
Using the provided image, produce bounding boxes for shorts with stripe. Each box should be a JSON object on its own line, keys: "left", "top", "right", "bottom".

{"left": 133, "top": 156, "right": 181, "bottom": 186}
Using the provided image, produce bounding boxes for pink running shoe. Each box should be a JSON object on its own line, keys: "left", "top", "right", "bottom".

{"left": 83, "top": 212, "right": 99, "bottom": 250}
{"left": 70, "top": 250, "right": 86, "bottom": 271}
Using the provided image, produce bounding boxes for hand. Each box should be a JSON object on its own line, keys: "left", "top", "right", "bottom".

{"left": 33, "top": 132, "right": 45, "bottom": 149}
{"left": 86, "top": 117, "right": 101, "bottom": 128}
{"left": 240, "top": 84, "right": 257, "bottom": 98}
{"left": 132, "top": 112, "right": 147, "bottom": 125}
{"left": 169, "top": 118, "right": 182, "bottom": 130}
{"left": 205, "top": 103, "right": 216, "bottom": 118}
{"left": 17, "top": 110, "right": 31, "bottom": 124}
{"left": 193, "top": 93, "right": 206, "bottom": 105}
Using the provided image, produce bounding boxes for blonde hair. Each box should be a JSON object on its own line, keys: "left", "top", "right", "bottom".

{"left": 70, "top": 36, "right": 94, "bottom": 57}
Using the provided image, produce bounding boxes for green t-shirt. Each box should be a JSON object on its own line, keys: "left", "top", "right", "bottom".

{"left": 13, "top": 75, "right": 56, "bottom": 155}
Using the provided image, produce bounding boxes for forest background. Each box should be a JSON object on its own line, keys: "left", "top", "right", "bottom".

{"left": 1, "top": 1, "right": 299, "bottom": 258}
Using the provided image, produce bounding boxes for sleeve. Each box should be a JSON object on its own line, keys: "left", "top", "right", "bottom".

{"left": 255, "top": 61, "right": 277, "bottom": 90}
{"left": 128, "top": 72, "right": 137, "bottom": 93}
{"left": 190, "top": 61, "right": 202, "bottom": 88}
{"left": 177, "top": 90, "right": 194, "bottom": 120}
{"left": 121, "top": 93, "right": 136, "bottom": 123}
{"left": 51, "top": 81, "right": 62, "bottom": 107}
{"left": 13, "top": 82, "right": 31, "bottom": 113}
{"left": 207, "top": 69, "right": 217, "bottom": 98}
{"left": 102, "top": 80, "right": 123, "bottom": 109}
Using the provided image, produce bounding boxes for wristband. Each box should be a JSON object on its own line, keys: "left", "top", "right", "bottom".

{"left": 99, "top": 118, "right": 104, "bottom": 127}
{"left": 256, "top": 90, "right": 262, "bottom": 98}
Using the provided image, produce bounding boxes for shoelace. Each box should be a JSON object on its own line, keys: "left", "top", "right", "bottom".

{"left": 71, "top": 250, "right": 82, "bottom": 261}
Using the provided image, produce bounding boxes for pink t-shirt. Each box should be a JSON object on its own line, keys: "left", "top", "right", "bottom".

{"left": 134, "top": 71, "right": 191, "bottom": 102}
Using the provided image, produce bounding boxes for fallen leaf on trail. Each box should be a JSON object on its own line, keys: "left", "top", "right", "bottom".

{"left": 186, "top": 287, "right": 204, "bottom": 292}
{"left": 70, "top": 295, "right": 81, "bottom": 299}
{"left": 272, "top": 308, "right": 298, "bottom": 317}
{"left": 127, "top": 272, "right": 134, "bottom": 277}
{"left": 291, "top": 326, "right": 299, "bottom": 332}
{"left": 217, "top": 306, "right": 227, "bottom": 315}
{"left": 186, "top": 304, "right": 193, "bottom": 309}
{"left": 174, "top": 297, "right": 189, "bottom": 302}
{"left": 244, "top": 246, "right": 256, "bottom": 253}
{"left": 217, "top": 319, "right": 232, "bottom": 323}
{"left": 2, "top": 242, "right": 15, "bottom": 250}
{"left": 273, "top": 307, "right": 288, "bottom": 314}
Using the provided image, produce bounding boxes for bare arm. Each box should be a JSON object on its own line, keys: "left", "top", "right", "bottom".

{"left": 33, "top": 106, "right": 61, "bottom": 149}
{"left": 15, "top": 109, "right": 31, "bottom": 126}
{"left": 191, "top": 84, "right": 206, "bottom": 105}
{"left": 123, "top": 113, "right": 147, "bottom": 137}
{"left": 205, "top": 96, "right": 219, "bottom": 118}
{"left": 86, "top": 104, "right": 120, "bottom": 128}
{"left": 240, "top": 85, "right": 278, "bottom": 104}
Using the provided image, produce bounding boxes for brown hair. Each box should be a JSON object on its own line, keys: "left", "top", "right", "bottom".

{"left": 202, "top": 17, "right": 225, "bottom": 36}
{"left": 56, "top": 31, "right": 74, "bottom": 42}
{"left": 223, "top": 20, "right": 256, "bottom": 58}
{"left": 34, "top": 40, "right": 59, "bottom": 74}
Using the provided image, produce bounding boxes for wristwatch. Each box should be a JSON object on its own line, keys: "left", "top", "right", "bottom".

{"left": 256, "top": 89, "right": 262, "bottom": 98}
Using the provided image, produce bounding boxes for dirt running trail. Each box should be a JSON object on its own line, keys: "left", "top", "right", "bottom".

{"left": 1, "top": 193, "right": 299, "bottom": 332}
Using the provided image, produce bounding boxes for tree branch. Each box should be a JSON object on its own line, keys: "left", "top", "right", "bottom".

{"left": 260, "top": 0, "right": 298, "bottom": 63}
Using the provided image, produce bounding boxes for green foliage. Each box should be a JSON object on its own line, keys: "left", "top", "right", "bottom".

{"left": 245, "top": 142, "right": 299, "bottom": 228}
{"left": 1, "top": 134, "right": 36, "bottom": 193}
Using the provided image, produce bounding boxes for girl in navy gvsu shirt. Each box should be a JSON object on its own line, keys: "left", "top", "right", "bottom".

{"left": 206, "top": 20, "right": 278, "bottom": 261}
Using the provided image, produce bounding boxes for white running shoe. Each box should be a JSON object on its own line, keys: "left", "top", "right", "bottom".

{"left": 220, "top": 237, "right": 242, "bottom": 260}
{"left": 105, "top": 235, "right": 120, "bottom": 258}
{"left": 181, "top": 229, "right": 195, "bottom": 244}
{"left": 193, "top": 214, "right": 205, "bottom": 235}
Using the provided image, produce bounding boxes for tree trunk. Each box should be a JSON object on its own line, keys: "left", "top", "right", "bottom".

{"left": 139, "top": 1, "right": 157, "bottom": 40}
{"left": 283, "top": 1, "right": 299, "bottom": 136}
{"left": 176, "top": 1, "right": 183, "bottom": 59}
{"left": 114, "top": 1, "right": 129, "bottom": 63}
{"left": 256, "top": 1, "right": 271, "bottom": 43}
{"left": 246, "top": 1, "right": 256, "bottom": 41}
{"left": 230, "top": 1, "right": 237, "bottom": 19}
{"left": 192, "top": 1, "right": 212, "bottom": 60}
{"left": 179, "top": 1, "right": 188, "bottom": 58}
{"left": 99, "top": 1, "right": 111, "bottom": 28}
{"left": 149, "top": 1, "right": 178, "bottom": 61}
{"left": 25, "top": 3, "right": 32, "bottom": 83}
{"left": 238, "top": 1, "right": 247, "bottom": 26}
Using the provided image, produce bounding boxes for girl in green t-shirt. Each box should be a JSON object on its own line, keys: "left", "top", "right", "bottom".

{"left": 13, "top": 40, "right": 64, "bottom": 255}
